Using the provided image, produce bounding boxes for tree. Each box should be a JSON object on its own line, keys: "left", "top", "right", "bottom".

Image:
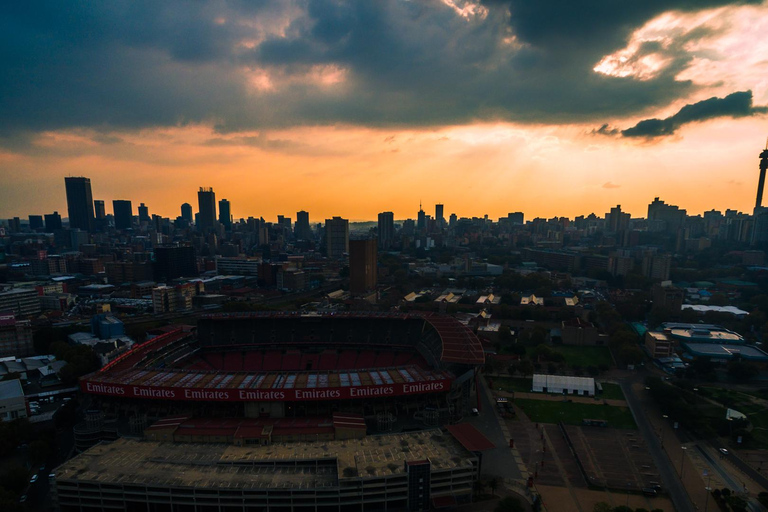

{"left": 494, "top": 496, "right": 525, "bottom": 512}
{"left": 519, "top": 360, "right": 534, "bottom": 377}
{"left": 593, "top": 502, "right": 612, "bottom": 512}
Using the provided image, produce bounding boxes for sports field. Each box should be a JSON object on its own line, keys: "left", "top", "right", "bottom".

{"left": 516, "top": 398, "right": 636, "bottom": 429}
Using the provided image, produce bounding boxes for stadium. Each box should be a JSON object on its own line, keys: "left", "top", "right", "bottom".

{"left": 79, "top": 312, "right": 485, "bottom": 432}
{"left": 59, "top": 313, "right": 489, "bottom": 512}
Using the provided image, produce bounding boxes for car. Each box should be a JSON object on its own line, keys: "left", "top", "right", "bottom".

{"left": 19, "top": 495, "right": 27, "bottom": 503}
{"left": 29, "top": 474, "right": 38, "bottom": 484}
{"left": 471, "top": 408, "right": 479, "bottom": 416}
{"left": 39, "top": 464, "right": 46, "bottom": 471}
{"left": 48, "top": 472, "right": 56, "bottom": 481}
{"left": 642, "top": 488, "right": 658, "bottom": 496}
{"left": 719, "top": 448, "right": 729, "bottom": 455}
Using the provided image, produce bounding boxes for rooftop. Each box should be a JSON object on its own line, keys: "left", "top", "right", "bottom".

{"left": 56, "top": 429, "right": 476, "bottom": 488}
{"left": 0, "top": 379, "right": 24, "bottom": 400}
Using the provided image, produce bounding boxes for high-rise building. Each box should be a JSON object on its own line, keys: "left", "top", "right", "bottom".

{"left": 64, "top": 177, "right": 95, "bottom": 231}
{"left": 378, "top": 212, "right": 394, "bottom": 249}
{"left": 295, "top": 211, "right": 312, "bottom": 240}
{"left": 138, "top": 203, "right": 150, "bottom": 223}
{"left": 605, "top": 205, "right": 630, "bottom": 233}
{"left": 417, "top": 202, "right": 426, "bottom": 231}
{"left": 507, "top": 212, "right": 524, "bottom": 225}
{"left": 28, "top": 215, "right": 44, "bottom": 231}
{"left": 180, "top": 203, "right": 193, "bottom": 223}
{"left": 94, "top": 200, "right": 106, "bottom": 220}
{"left": 44, "top": 211, "right": 62, "bottom": 231}
{"left": 113, "top": 200, "right": 133, "bottom": 230}
{"left": 219, "top": 199, "right": 232, "bottom": 229}
{"left": 349, "top": 239, "right": 377, "bottom": 294}
{"left": 325, "top": 217, "right": 349, "bottom": 258}
{"left": 435, "top": 204, "right": 444, "bottom": 228}
{"left": 197, "top": 187, "right": 217, "bottom": 232}
{"left": 154, "top": 245, "right": 198, "bottom": 282}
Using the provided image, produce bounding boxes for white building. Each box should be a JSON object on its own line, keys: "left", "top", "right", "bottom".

{"left": 0, "top": 379, "right": 27, "bottom": 421}
{"left": 532, "top": 374, "right": 595, "bottom": 396}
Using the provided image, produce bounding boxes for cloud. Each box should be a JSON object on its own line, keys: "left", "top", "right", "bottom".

{"left": 0, "top": 0, "right": 762, "bottom": 140}
{"left": 621, "top": 90, "right": 768, "bottom": 138}
{"left": 592, "top": 124, "right": 620, "bottom": 136}
{"left": 602, "top": 182, "right": 621, "bottom": 189}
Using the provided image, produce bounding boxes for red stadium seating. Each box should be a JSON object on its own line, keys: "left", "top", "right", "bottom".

{"left": 262, "top": 351, "right": 283, "bottom": 371}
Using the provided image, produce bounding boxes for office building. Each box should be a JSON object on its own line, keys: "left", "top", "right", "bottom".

{"left": 295, "top": 210, "right": 312, "bottom": 240}
{"left": 112, "top": 200, "right": 133, "bottom": 230}
{"left": 153, "top": 245, "right": 198, "bottom": 282}
{"left": 435, "top": 204, "right": 444, "bottom": 228}
{"left": 325, "top": 217, "right": 349, "bottom": 258}
{"left": 219, "top": 199, "right": 232, "bottom": 229}
{"left": 94, "top": 200, "right": 106, "bottom": 220}
{"left": 378, "top": 211, "right": 394, "bottom": 249}
{"left": 64, "top": 176, "right": 95, "bottom": 231}
{"left": 197, "top": 187, "right": 217, "bottom": 232}
{"left": 180, "top": 203, "right": 193, "bottom": 223}
{"left": 349, "top": 238, "right": 377, "bottom": 294}
{"left": 216, "top": 257, "right": 260, "bottom": 276}
{"left": 417, "top": 202, "right": 426, "bottom": 231}
{"left": 28, "top": 215, "right": 44, "bottom": 231}
{"left": 138, "top": 203, "right": 150, "bottom": 223}
{"left": 45, "top": 211, "right": 62, "bottom": 231}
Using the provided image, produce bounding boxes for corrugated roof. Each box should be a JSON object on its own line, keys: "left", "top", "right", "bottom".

{"left": 446, "top": 423, "right": 495, "bottom": 452}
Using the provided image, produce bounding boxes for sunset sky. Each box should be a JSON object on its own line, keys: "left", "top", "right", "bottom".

{"left": 2, "top": 1, "right": 768, "bottom": 222}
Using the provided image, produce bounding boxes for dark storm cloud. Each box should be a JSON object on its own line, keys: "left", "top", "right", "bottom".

{"left": 0, "top": 0, "right": 760, "bottom": 139}
{"left": 621, "top": 91, "right": 768, "bottom": 138}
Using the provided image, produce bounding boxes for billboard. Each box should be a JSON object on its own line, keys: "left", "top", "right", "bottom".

{"left": 81, "top": 378, "right": 452, "bottom": 402}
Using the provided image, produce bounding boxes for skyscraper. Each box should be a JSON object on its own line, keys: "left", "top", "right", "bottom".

{"left": 219, "top": 199, "right": 231, "bottom": 229}
{"left": 44, "top": 211, "right": 62, "bottom": 231}
{"left": 94, "top": 200, "right": 106, "bottom": 220}
{"left": 180, "top": 203, "right": 193, "bottom": 223}
{"left": 378, "top": 212, "right": 394, "bottom": 249}
{"left": 325, "top": 217, "right": 349, "bottom": 258}
{"left": 435, "top": 204, "right": 444, "bottom": 228}
{"left": 295, "top": 210, "right": 311, "bottom": 240}
{"left": 197, "top": 187, "right": 216, "bottom": 232}
{"left": 113, "top": 200, "right": 133, "bottom": 230}
{"left": 417, "top": 202, "right": 426, "bottom": 231}
{"left": 64, "top": 177, "right": 95, "bottom": 231}
{"left": 138, "top": 203, "right": 150, "bottom": 224}
{"left": 349, "top": 238, "right": 377, "bottom": 294}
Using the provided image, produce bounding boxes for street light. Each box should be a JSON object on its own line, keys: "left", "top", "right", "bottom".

{"left": 661, "top": 414, "right": 668, "bottom": 448}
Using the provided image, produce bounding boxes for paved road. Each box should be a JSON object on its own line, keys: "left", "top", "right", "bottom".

{"left": 466, "top": 378, "right": 523, "bottom": 480}
{"left": 620, "top": 380, "right": 695, "bottom": 512}
{"left": 709, "top": 438, "right": 768, "bottom": 491}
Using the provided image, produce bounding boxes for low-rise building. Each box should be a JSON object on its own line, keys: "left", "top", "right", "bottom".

{"left": 645, "top": 331, "right": 674, "bottom": 359}
{"left": 0, "top": 379, "right": 27, "bottom": 421}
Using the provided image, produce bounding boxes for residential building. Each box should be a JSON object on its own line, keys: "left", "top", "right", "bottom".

{"left": 349, "top": 238, "right": 377, "bottom": 294}
{"left": 325, "top": 217, "right": 349, "bottom": 258}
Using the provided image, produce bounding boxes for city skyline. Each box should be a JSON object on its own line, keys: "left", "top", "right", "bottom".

{"left": 2, "top": 2, "right": 768, "bottom": 220}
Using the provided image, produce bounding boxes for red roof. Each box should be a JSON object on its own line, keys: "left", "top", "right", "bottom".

{"left": 446, "top": 423, "right": 495, "bottom": 451}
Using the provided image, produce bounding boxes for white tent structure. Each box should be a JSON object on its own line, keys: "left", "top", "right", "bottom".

{"left": 532, "top": 374, "right": 595, "bottom": 396}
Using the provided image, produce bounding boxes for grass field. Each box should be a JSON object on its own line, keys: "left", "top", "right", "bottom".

{"left": 516, "top": 398, "right": 637, "bottom": 429}
{"left": 700, "top": 386, "right": 768, "bottom": 448}
{"left": 530, "top": 345, "right": 613, "bottom": 368}
{"left": 599, "top": 383, "right": 625, "bottom": 401}
{"left": 491, "top": 377, "right": 532, "bottom": 393}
